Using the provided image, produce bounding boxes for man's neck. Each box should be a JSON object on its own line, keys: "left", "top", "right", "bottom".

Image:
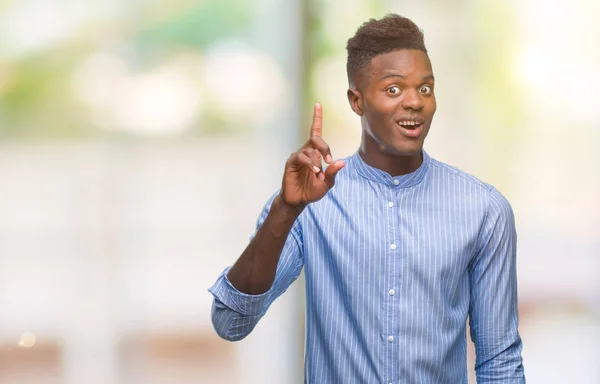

{"left": 359, "top": 137, "right": 423, "bottom": 177}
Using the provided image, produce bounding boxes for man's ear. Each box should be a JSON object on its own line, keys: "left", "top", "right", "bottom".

{"left": 347, "top": 88, "right": 363, "bottom": 116}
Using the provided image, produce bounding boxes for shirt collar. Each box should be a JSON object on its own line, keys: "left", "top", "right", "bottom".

{"left": 350, "top": 149, "right": 430, "bottom": 188}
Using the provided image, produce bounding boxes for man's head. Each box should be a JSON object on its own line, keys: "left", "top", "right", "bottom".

{"left": 346, "top": 14, "right": 436, "bottom": 157}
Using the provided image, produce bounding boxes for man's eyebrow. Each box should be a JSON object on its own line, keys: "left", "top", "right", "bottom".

{"left": 379, "top": 73, "right": 435, "bottom": 81}
{"left": 379, "top": 73, "right": 405, "bottom": 81}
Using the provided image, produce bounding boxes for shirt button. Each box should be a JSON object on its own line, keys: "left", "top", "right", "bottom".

{"left": 390, "top": 243, "right": 397, "bottom": 250}
{"left": 388, "top": 289, "right": 395, "bottom": 296}
{"left": 388, "top": 335, "right": 394, "bottom": 342}
{"left": 393, "top": 179, "right": 400, "bottom": 186}
{"left": 387, "top": 201, "right": 394, "bottom": 208}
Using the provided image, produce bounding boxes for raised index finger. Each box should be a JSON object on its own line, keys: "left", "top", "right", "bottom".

{"left": 310, "top": 103, "right": 323, "bottom": 137}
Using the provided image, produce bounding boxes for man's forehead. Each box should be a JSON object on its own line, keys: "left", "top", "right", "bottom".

{"left": 351, "top": 50, "right": 433, "bottom": 89}
{"left": 357, "top": 56, "right": 433, "bottom": 85}
{"left": 368, "top": 49, "right": 432, "bottom": 73}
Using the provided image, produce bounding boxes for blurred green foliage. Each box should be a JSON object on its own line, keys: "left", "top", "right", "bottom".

{"left": 471, "top": 2, "right": 523, "bottom": 184}
{"left": 0, "top": 0, "right": 253, "bottom": 139}
{"left": 137, "top": 0, "right": 251, "bottom": 51}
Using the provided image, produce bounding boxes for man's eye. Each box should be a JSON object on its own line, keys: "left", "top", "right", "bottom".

{"left": 420, "top": 85, "right": 432, "bottom": 94}
{"left": 387, "top": 86, "right": 401, "bottom": 95}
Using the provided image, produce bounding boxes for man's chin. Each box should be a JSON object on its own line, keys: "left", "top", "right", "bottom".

{"left": 379, "top": 142, "right": 424, "bottom": 157}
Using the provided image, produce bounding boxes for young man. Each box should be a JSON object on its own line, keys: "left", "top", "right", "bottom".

{"left": 209, "top": 14, "right": 525, "bottom": 383}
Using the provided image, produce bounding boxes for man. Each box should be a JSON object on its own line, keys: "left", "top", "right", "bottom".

{"left": 209, "top": 14, "right": 525, "bottom": 383}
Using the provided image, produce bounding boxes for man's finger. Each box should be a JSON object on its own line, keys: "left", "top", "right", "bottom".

{"left": 303, "top": 148, "right": 322, "bottom": 171}
{"left": 296, "top": 152, "right": 321, "bottom": 175}
{"left": 309, "top": 136, "right": 333, "bottom": 164}
{"left": 302, "top": 148, "right": 326, "bottom": 180}
{"left": 324, "top": 160, "right": 345, "bottom": 188}
{"left": 310, "top": 103, "right": 323, "bottom": 137}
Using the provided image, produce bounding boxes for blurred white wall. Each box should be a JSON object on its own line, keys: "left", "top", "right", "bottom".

{"left": 0, "top": 139, "right": 302, "bottom": 384}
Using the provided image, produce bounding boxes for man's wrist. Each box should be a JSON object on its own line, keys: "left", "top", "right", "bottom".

{"left": 272, "top": 194, "right": 305, "bottom": 218}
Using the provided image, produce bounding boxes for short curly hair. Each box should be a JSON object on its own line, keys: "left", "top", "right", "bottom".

{"left": 346, "top": 14, "right": 428, "bottom": 87}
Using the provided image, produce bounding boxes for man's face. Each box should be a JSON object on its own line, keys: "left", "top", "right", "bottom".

{"left": 348, "top": 49, "right": 436, "bottom": 156}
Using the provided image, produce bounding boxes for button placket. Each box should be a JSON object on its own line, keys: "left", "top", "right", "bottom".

{"left": 384, "top": 186, "right": 398, "bottom": 382}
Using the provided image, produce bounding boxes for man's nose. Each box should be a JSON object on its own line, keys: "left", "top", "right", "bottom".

{"left": 401, "top": 89, "right": 424, "bottom": 111}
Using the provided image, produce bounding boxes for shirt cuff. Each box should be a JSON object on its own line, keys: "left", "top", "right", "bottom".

{"left": 208, "top": 267, "right": 272, "bottom": 316}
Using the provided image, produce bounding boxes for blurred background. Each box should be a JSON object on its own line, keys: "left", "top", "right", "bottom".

{"left": 0, "top": 0, "right": 598, "bottom": 383}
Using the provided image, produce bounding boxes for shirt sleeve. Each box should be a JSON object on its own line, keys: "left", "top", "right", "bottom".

{"left": 469, "top": 188, "right": 526, "bottom": 383}
{"left": 208, "top": 193, "right": 304, "bottom": 341}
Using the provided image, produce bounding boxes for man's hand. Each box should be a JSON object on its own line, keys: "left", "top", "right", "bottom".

{"left": 280, "top": 103, "right": 345, "bottom": 209}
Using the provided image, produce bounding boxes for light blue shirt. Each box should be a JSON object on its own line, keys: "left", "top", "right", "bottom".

{"left": 209, "top": 150, "right": 525, "bottom": 383}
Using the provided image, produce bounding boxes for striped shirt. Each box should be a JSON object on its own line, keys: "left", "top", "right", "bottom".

{"left": 209, "top": 149, "right": 525, "bottom": 383}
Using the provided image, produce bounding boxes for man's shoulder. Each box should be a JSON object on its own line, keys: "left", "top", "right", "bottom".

{"left": 429, "top": 156, "right": 495, "bottom": 193}
{"left": 428, "top": 156, "right": 513, "bottom": 213}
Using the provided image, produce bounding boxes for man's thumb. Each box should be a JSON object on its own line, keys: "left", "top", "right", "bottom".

{"left": 324, "top": 160, "right": 345, "bottom": 188}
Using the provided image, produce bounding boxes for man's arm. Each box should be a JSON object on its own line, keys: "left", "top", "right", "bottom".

{"left": 468, "top": 188, "right": 526, "bottom": 383}
{"left": 226, "top": 195, "right": 305, "bottom": 295}
{"left": 209, "top": 103, "right": 345, "bottom": 341}
{"left": 209, "top": 194, "right": 305, "bottom": 341}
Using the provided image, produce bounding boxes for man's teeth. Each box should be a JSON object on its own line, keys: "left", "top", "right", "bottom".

{"left": 399, "top": 121, "right": 420, "bottom": 126}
